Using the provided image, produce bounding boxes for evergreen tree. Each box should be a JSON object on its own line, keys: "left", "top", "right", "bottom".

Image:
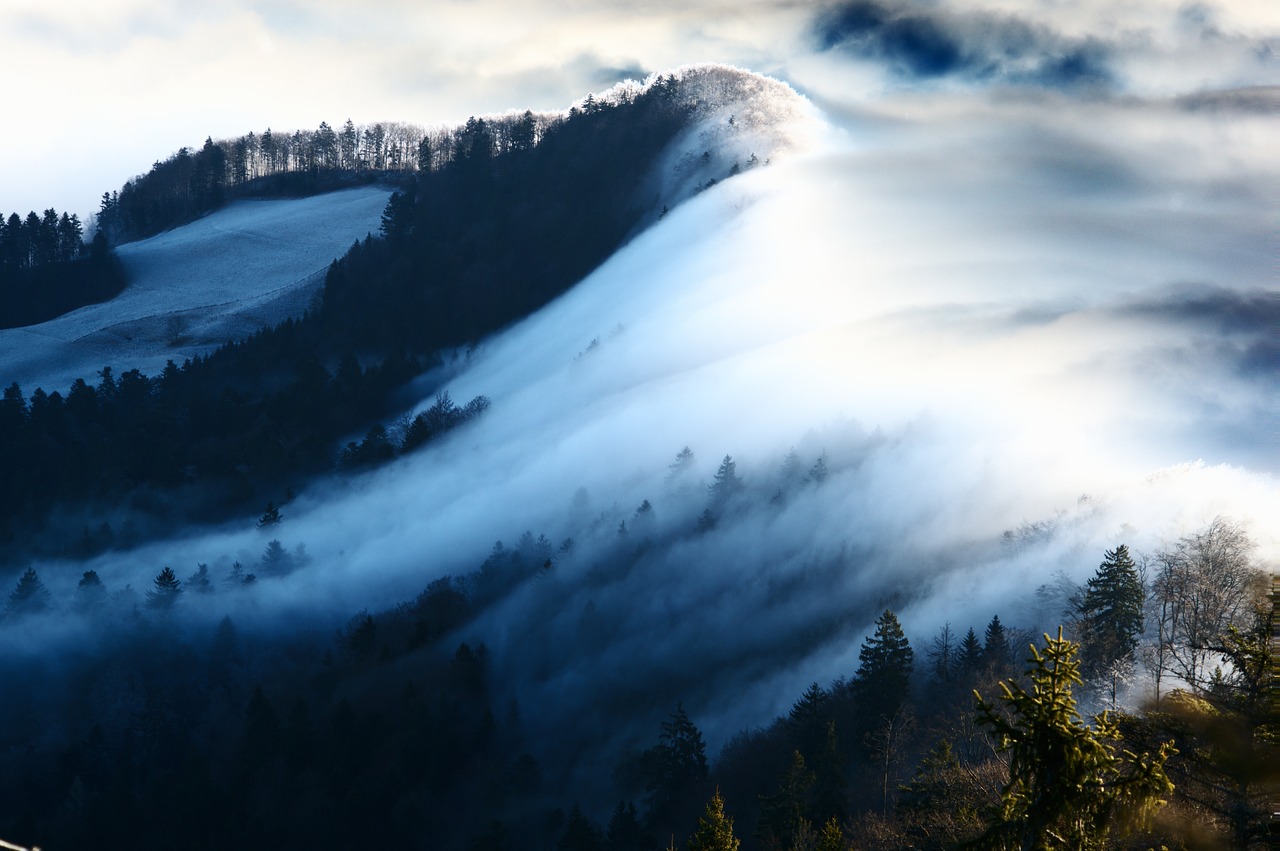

{"left": 146, "top": 566, "right": 182, "bottom": 609}
{"left": 666, "top": 446, "right": 695, "bottom": 483}
{"left": 642, "top": 703, "right": 709, "bottom": 815}
{"left": 969, "top": 628, "right": 1174, "bottom": 850}
{"left": 260, "top": 539, "right": 292, "bottom": 575}
{"left": 1075, "top": 544, "right": 1144, "bottom": 679}
{"left": 982, "top": 615, "right": 1012, "bottom": 673}
{"left": 258, "top": 501, "right": 282, "bottom": 527}
{"left": 811, "top": 720, "right": 848, "bottom": 828}
{"left": 757, "top": 750, "right": 814, "bottom": 850}
{"left": 7, "top": 567, "right": 51, "bottom": 615}
{"left": 958, "top": 627, "right": 983, "bottom": 673}
{"left": 559, "top": 804, "right": 605, "bottom": 851}
{"left": 852, "top": 609, "right": 914, "bottom": 716}
{"left": 186, "top": 563, "right": 213, "bottom": 593}
{"left": 815, "top": 817, "right": 846, "bottom": 851}
{"left": 897, "top": 739, "right": 985, "bottom": 849}
{"left": 687, "top": 790, "right": 740, "bottom": 851}
{"left": 787, "top": 682, "right": 829, "bottom": 757}
{"left": 606, "top": 800, "right": 650, "bottom": 851}
{"left": 76, "top": 569, "right": 107, "bottom": 610}
{"left": 707, "top": 454, "right": 743, "bottom": 505}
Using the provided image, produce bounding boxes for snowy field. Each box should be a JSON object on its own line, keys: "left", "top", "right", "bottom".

{"left": 0, "top": 184, "right": 392, "bottom": 394}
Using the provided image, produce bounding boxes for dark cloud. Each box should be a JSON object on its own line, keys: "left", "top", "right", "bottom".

{"left": 1175, "top": 85, "right": 1280, "bottom": 113}
{"left": 591, "top": 62, "right": 651, "bottom": 87}
{"left": 814, "top": 0, "right": 1112, "bottom": 88}
{"left": 1114, "top": 285, "right": 1279, "bottom": 338}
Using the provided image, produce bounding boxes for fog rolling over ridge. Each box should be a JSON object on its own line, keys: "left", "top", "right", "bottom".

{"left": 3, "top": 66, "right": 1276, "bottom": 797}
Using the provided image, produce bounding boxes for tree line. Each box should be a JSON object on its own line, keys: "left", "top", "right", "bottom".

{"left": 1, "top": 69, "right": 748, "bottom": 564}
{"left": 91, "top": 110, "right": 559, "bottom": 245}
{"left": 0, "top": 207, "right": 124, "bottom": 329}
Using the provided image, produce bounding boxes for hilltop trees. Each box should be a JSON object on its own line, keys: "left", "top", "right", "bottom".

{"left": 0, "top": 205, "right": 123, "bottom": 329}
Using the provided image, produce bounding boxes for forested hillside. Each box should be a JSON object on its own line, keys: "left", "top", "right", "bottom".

{"left": 0, "top": 67, "right": 772, "bottom": 562}
{"left": 0, "top": 512, "right": 1271, "bottom": 849}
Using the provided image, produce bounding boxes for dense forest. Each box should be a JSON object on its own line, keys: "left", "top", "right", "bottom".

{"left": 0, "top": 207, "right": 125, "bottom": 329}
{"left": 0, "top": 69, "right": 761, "bottom": 563}
{"left": 0, "top": 506, "right": 1271, "bottom": 849}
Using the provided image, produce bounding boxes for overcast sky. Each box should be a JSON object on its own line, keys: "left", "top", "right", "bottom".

{"left": 2, "top": 0, "right": 1276, "bottom": 220}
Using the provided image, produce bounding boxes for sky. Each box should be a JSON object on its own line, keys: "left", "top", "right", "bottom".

{"left": 1, "top": 0, "right": 1277, "bottom": 220}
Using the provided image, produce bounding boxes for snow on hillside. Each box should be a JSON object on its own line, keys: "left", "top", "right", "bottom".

{"left": 0, "top": 184, "right": 392, "bottom": 393}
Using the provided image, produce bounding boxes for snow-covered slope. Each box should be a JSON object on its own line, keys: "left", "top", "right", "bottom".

{"left": 0, "top": 184, "right": 391, "bottom": 393}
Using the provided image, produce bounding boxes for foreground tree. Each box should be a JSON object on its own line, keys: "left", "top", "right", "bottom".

{"left": 687, "top": 789, "right": 740, "bottom": 851}
{"left": 967, "top": 628, "right": 1175, "bottom": 850}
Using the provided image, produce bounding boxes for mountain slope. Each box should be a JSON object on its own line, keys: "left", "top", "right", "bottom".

{"left": 0, "top": 65, "right": 1274, "bottom": 849}
{"left": 0, "top": 184, "right": 391, "bottom": 394}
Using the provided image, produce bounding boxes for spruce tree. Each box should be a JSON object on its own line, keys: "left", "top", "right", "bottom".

{"left": 969, "top": 628, "right": 1174, "bottom": 849}
{"left": 852, "top": 610, "right": 914, "bottom": 712}
{"left": 982, "top": 615, "right": 1011, "bottom": 672}
{"left": 1075, "top": 544, "right": 1144, "bottom": 679}
{"left": 707, "top": 454, "right": 743, "bottom": 505}
{"left": 687, "top": 789, "right": 740, "bottom": 851}
{"left": 957, "top": 627, "right": 983, "bottom": 673}
{"left": 146, "top": 566, "right": 182, "bottom": 610}
{"left": 7, "top": 567, "right": 51, "bottom": 615}
{"left": 642, "top": 703, "right": 709, "bottom": 816}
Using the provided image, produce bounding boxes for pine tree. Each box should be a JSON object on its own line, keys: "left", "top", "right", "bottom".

{"left": 815, "top": 817, "right": 845, "bottom": 851}
{"left": 666, "top": 446, "right": 695, "bottom": 484}
{"left": 559, "top": 804, "right": 605, "bottom": 851}
{"left": 982, "top": 615, "right": 1012, "bottom": 673}
{"left": 852, "top": 610, "right": 914, "bottom": 710}
{"left": 811, "top": 720, "right": 848, "bottom": 827}
{"left": 147, "top": 566, "right": 182, "bottom": 610}
{"left": 606, "top": 800, "right": 651, "bottom": 851}
{"left": 757, "top": 750, "right": 814, "bottom": 849}
{"left": 76, "top": 570, "right": 107, "bottom": 610}
{"left": 969, "top": 628, "right": 1175, "bottom": 849}
{"left": 958, "top": 627, "right": 983, "bottom": 673}
{"left": 687, "top": 789, "right": 740, "bottom": 851}
{"left": 1076, "top": 544, "right": 1144, "bottom": 679}
{"left": 642, "top": 703, "right": 709, "bottom": 815}
{"left": 7, "top": 567, "right": 51, "bottom": 615}
{"left": 257, "top": 501, "right": 282, "bottom": 527}
{"left": 788, "top": 682, "right": 829, "bottom": 756}
{"left": 707, "top": 454, "right": 743, "bottom": 505}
